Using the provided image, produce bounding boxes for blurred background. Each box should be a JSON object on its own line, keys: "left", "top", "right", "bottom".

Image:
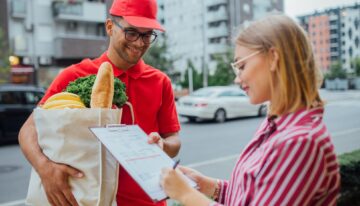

{"left": 0, "top": 0, "right": 359, "bottom": 92}
{"left": 0, "top": 0, "right": 360, "bottom": 205}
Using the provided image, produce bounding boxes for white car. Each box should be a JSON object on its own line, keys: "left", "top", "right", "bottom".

{"left": 177, "top": 86, "right": 267, "bottom": 123}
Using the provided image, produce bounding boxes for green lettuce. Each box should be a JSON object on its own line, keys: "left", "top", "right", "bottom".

{"left": 65, "top": 75, "right": 127, "bottom": 108}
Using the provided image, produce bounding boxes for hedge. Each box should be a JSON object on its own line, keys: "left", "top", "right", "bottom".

{"left": 338, "top": 149, "right": 360, "bottom": 206}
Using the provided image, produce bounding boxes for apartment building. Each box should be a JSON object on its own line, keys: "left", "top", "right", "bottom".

{"left": 162, "top": 0, "right": 283, "bottom": 82}
{"left": 3, "top": 0, "right": 108, "bottom": 85}
{"left": 341, "top": 4, "right": 360, "bottom": 73}
{"left": 298, "top": 3, "right": 360, "bottom": 74}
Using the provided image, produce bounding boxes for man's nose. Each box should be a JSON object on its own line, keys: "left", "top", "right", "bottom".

{"left": 133, "top": 36, "right": 145, "bottom": 47}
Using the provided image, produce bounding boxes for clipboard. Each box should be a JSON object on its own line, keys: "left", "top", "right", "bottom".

{"left": 89, "top": 124, "right": 197, "bottom": 202}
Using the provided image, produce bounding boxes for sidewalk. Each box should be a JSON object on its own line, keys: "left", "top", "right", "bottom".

{"left": 319, "top": 89, "right": 360, "bottom": 102}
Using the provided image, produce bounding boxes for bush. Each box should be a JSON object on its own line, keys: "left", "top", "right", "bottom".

{"left": 338, "top": 149, "right": 360, "bottom": 206}
{"left": 325, "top": 62, "right": 347, "bottom": 80}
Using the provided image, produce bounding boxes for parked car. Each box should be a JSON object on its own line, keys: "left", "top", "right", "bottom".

{"left": 0, "top": 84, "right": 45, "bottom": 143}
{"left": 177, "top": 86, "right": 267, "bottom": 123}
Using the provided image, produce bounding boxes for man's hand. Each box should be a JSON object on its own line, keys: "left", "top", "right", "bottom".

{"left": 147, "top": 132, "right": 180, "bottom": 158}
{"left": 147, "top": 132, "right": 164, "bottom": 149}
{"left": 38, "top": 160, "right": 83, "bottom": 206}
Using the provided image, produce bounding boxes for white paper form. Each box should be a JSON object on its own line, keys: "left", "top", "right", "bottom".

{"left": 89, "top": 125, "right": 196, "bottom": 202}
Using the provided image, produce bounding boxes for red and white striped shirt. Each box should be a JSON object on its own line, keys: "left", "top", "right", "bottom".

{"left": 211, "top": 107, "right": 340, "bottom": 206}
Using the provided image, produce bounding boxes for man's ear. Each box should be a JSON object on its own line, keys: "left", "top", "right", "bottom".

{"left": 269, "top": 47, "right": 279, "bottom": 72}
{"left": 105, "top": 18, "right": 113, "bottom": 36}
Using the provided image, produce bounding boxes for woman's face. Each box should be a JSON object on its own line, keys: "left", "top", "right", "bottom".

{"left": 233, "top": 45, "right": 272, "bottom": 104}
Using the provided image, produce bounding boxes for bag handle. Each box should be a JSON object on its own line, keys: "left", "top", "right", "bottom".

{"left": 124, "top": 101, "right": 135, "bottom": 125}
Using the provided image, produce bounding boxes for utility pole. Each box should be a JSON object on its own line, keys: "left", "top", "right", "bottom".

{"left": 188, "top": 67, "right": 193, "bottom": 93}
{"left": 201, "top": 0, "right": 208, "bottom": 88}
{"left": 31, "top": 0, "right": 39, "bottom": 86}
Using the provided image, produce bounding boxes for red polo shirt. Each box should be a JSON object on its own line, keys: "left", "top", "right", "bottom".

{"left": 40, "top": 52, "right": 180, "bottom": 206}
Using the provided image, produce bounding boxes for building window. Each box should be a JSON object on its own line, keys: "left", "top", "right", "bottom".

{"left": 96, "top": 23, "right": 105, "bottom": 37}
{"left": 209, "top": 38, "right": 221, "bottom": 44}
{"left": 348, "top": 28, "right": 352, "bottom": 40}
{"left": 66, "top": 21, "right": 78, "bottom": 32}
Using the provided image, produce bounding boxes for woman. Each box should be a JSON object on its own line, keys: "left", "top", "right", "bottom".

{"left": 160, "top": 15, "right": 340, "bottom": 206}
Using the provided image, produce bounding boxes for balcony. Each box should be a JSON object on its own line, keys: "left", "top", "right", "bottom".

{"left": 329, "top": 14, "right": 338, "bottom": 21}
{"left": 206, "top": 7, "right": 228, "bottom": 23}
{"left": 52, "top": 1, "right": 106, "bottom": 23}
{"left": 207, "top": 25, "right": 228, "bottom": 38}
{"left": 330, "top": 52, "right": 339, "bottom": 57}
{"left": 205, "top": 0, "right": 227, "bottom": 7}
{"left": 206, "top": 43, "right": 229, "bottom": 54}
{"left": 54, "top": 36, "right": 107, "bottom": 59}
{"left": 11, "top": 0, "right": 26, "bottom": 18}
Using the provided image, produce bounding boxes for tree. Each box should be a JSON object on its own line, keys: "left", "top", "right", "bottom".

{"left": 208, "top": 50, "right": 235, "bottom": 86}
{"left": 179, "top": 59, "right": 203, "bottom": 90}
{"left": 143, "top": 36, "right": 174, "bottom": 74}
{"left": 353, "top": 57, "right": 360, "bottom": 77}
{"left": 0, "top": 28, "right": 10, "bottom": 84}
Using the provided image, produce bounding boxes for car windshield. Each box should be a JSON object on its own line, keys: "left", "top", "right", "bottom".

{"left": 190, "top": 88, "right": 216, "bottom": 97}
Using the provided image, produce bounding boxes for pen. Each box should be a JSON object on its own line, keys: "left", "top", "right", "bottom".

{"left": 173, "top": 159, "right": 180, "bottom": 169}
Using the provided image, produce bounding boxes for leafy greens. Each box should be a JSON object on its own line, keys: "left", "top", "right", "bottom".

{"left": 65, "top": 75, "right": 127, "bottom": 108}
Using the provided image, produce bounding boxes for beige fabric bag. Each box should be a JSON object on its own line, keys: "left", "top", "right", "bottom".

{"left": 26, "top": 108, "right": 122, "bottom": 206}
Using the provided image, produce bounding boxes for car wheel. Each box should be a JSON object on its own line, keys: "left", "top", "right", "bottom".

{"left": 187, "top": 117, "right": 197, "bottom": 122}
{"left": 258, "top": 105, "right": 267, "bottom": 117}
{"left": 214, "top": 109, "right": 226, "bottom": 123}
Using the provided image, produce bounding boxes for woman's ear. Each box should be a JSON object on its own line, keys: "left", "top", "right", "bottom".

{"left": 269, "top": 48, "right": 279, "bottom": 72}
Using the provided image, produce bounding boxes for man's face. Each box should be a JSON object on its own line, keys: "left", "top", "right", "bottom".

{"left": 109, "top": 17, "right": 153, "bottom": 65}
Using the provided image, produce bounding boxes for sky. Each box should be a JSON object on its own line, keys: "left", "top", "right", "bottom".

{"left": 285, "top": 0, "right": 360, "bottom": 18}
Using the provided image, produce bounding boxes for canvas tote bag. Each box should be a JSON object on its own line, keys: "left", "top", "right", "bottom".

{"left": 26, "top": 108, "right": 123, "bottom": 206}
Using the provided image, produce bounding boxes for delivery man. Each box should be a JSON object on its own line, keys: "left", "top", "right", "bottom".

{"left": 18, "top": 0, "right": 180, "bottom": 205}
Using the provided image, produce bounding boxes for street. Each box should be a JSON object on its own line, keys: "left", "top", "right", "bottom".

{"left": 0, "top": 90, "right": 360, "bottom": 205}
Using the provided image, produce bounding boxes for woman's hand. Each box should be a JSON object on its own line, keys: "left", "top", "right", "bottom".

{"left": 161, "top": 166, "right": 215, "bottom": 206}
{"left": 178, "top": 166, "right": 218, "bottom": 197}
{"left": 161, "top": 167, "right": 194, "bottom": 201}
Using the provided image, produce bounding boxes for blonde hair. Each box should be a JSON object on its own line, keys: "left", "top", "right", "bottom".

{"left": 236, "top": 14, "right": 323, "bottom": 116}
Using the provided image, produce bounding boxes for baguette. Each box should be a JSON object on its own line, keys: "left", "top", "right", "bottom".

{"left": 90, "top": 62, "right": 114, "bottom": 108}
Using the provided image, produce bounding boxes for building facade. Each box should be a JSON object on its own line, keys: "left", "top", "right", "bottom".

{"left": 162, "top": 0, "right": 283, "bottom": 84}
{"left": 4, "top": 0, "right": 108, "bottom": 86}
{"left": 298, "top": 3, "right": 360, "bottom": 74}
{"left": 341, "top": 5, "right": 360, "bottom": 73}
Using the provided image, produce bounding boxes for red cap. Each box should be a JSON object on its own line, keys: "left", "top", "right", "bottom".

{"left": 109, "top": 0, "right": 165, "bottom": 32}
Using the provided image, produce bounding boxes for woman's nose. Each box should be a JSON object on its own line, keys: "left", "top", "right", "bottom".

{"left": 234, "top": 74, "right": 242, "bottom": 85}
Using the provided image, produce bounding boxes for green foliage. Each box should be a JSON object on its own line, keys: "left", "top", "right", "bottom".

{"left": 353, "top": 57, "right": 360, "bottom": 77}
{"left": 65, "top": 75, "right": 128, "bottom": 108}
{"left": 143, "top": 37, "right": 174, "bottom": 74}
{"left": 338, "top": 149, "right": 360, "bottom": 206}
{"left": 0, "top": 28, "right": 10, "bottom": 84}
{"left": 325, "top": 61, "right": 347, "bottom": 79}
{"left": 208, "top": 51, "right": 235, "bottom": 86}
{"left": 179, "top": 60, "right": 203, "bottom": 90}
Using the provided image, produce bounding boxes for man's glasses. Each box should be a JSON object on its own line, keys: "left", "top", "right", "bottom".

{"left": 231, "top": 50, "right": 261, "bottom": 76}
{"left": 112, "top": 19, "right": 158, "bottom": 44}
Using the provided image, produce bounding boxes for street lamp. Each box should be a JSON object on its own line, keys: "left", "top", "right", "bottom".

{"left": 9, "top": 55, "right": 20, "bottom": 66}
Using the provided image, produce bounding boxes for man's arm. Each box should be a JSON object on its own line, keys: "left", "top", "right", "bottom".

{"left": 161, "top": 132, "right": 181, "bottom": 158}
{"left": 19, "top": 113, "right": 49, "bottom": 173}
{"left": 18, "top": 113, "right": 82, "bottom": 206}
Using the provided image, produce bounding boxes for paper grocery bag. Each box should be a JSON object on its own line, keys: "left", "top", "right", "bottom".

{"left": 26, "top": 108, "right": 122, "bottom": 206}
